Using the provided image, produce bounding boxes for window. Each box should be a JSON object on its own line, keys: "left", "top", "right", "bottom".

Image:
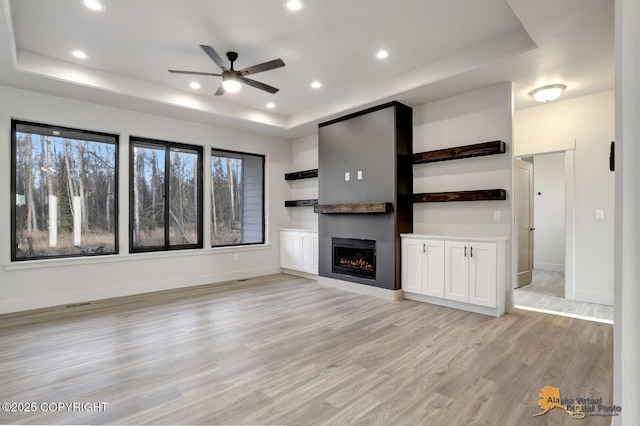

{"left": 211, "top": 149, "right": 265, "bottom": 246}
{"left": 11, "top": 120, "right": 118, "bottom": 260}
{"left": 130, "top": 137, "right": 203, "bottom": 252}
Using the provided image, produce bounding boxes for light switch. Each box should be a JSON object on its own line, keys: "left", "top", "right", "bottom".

{"left": 357, "top": 170, "right": 363, "bottom": 180}
{"left": 595, "top": 210, "right": 604, "bottom": 220}
{"left": 493, "top": 211, "right": 501, "bottom": 221}
{"left": 345, "top": 172, "right": 350, "bottom": 181}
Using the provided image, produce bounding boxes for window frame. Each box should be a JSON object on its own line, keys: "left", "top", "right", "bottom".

{"left": 10, "top": 119, "right": 120, "bottom": 261}
{"left": 210, "top": 147, "right": 266, "bottom": 248}
{"left": 129, "top": 136, "right": 204, "bottom": 253}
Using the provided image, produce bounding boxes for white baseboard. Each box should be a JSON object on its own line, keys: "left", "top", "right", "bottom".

{"left": 404, "top": 292, "right": 504, "bottom": 317}
{"left": 574, "top": 289, "right": 614, "bottom": 306}
{"left": 533, "top": 262, "right": 565, "bottom": 272}
{"left": 280, "top": 268, "right": 318, "bottom": 280}
{"left": 0, "top": 266, "right": 282, "bottom": 315}
{"left": 317, "top": 276, "right": 403, "bottom": 301}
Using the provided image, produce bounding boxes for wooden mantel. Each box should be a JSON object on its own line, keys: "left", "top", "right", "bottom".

{"left": 314, "top": 202, "right": 394, "bottom": 214}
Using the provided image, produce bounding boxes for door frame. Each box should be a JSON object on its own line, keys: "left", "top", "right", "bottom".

{"left": 514, "top": 139, "right": 576, "bottom": 300}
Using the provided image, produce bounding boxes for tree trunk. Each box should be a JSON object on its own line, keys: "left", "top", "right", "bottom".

{"left": 227, "top": 158, "right": 236, "bottom": 224}
{"left": 26, "top": 134, "right": 39, "bottom": 234}
{"left": 133, "top": 149, "right": 141, "bottom": 246}
{"left": 77, "top": 142, "right": 88, "bottom": 232}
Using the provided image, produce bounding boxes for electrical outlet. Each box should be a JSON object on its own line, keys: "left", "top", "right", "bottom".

{"left": 357, "top": 170, "right": 363, "bottom": 180}
{"left": 344, "top": 172, "right": 350, "bottom": 181}
{"left": 233, "top": 253, "right": 239, "bottom": 261}
{"left": 595, "top": 210, "right": 604, "bottom": 220}
{"left": 493, "top": 211, "right": 501, "bottom": 221}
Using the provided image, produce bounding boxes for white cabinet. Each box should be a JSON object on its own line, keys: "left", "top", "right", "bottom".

{"left": 445, "top": 241, "right": 496, "bottom": 308}
{"left": 402, "top": 238, "right": 444, "bottom": 297}
{"left": 280, "top": 229, "right": 318, "bottom": 274}
{"left": 401, "top": 234, "right": 505, "bottom": 316}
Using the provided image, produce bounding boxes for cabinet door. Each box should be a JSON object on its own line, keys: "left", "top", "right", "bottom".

{"left": 290, "top": 232, "right": 302, "bottom": 269}
{"left": 423, "top": 240, "right": 445, "bottom": 298}
{"left": 280, "top": 231, "right": 293, "bottom": 269}
{"left": 468, "top": 242, "right": 497, "bottom": 308}
{"left": 311, "top": 233, "right": 319, "bottom": 274}
{"left": 299, "top": 232, "right": 314, "bottom": 272}
{"left": 444, "top": 241, "right": 469, "bottom": 303}
{"left": 401, "top": 238, "right": 423, "bottom": 294}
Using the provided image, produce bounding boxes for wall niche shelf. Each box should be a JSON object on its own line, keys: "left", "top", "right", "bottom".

{"left": 314, "top": 202, "right": 394, "bottom": 214}
{"left": 285, "top": 199, "right": 318, "bottom": 207}
{"left": 413, "top": 140, "right": 505, "bottom": 164}
{"left": 413, "top": 189, "right": 506, "bottom": 203}
{"left": 285, "top": 169, "right": 319, "bottom": 180}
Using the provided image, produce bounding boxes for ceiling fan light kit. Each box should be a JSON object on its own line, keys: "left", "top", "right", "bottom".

{"left": 284, "top": 0, "right": 304, "bottom": 12}
{"left": 169, "top": 45, "right": 285, "bottom": 96}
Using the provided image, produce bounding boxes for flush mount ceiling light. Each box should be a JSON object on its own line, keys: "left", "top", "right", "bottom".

{"left": 311, "top": 81, "right": 322, "bottom": 89}
{"left": 376, "top": 50, "right": 389, "bottom": 59}
{"left": 189, "top": 82, "right": 201, "bottom": 89}
{"left": 284, "top": 0, "right": 304, "bottom": 11}
{"left": 529, "top": 84, "right": 566, "bottom": 103}
{"left": 80, "top": 0, "right": 105, "bottom": 12}
{"left": 71, "top": 50, "right": 88, "bottom": 59}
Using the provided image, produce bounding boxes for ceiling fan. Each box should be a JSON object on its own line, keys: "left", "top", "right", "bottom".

{"left": 169, "top": 45, "right": 285, "bottom": 95}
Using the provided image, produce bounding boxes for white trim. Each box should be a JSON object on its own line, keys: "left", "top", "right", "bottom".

{"left": 317, "top": 276, "right": 403, "bottom": 301}
{"left": 515, "top": 305, "right": 613, "bottom": 324}
{"left": 533, "top": 262, "right": 565, "bottom": 272}
{"left": 281, "top": 269, "right": 318, "bottom": 280}
{"left": 514, "top": 139, "right": 576, "bottom": 156}
{"left": 405, "top": 292, "right": 503, "bottom": 317}
{"left": 574, "top": 289, "right": 614, "bottom": 306}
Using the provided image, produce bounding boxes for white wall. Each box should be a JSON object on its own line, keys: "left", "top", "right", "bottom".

{"left": 532, "top": 152, "right": 565, "bottom": 271}
{"left": 614, "top": 0, "right": 640, "bottom": 421}
{"left": 0, "top": 84, "right": 292, "bottom": 314}
{"left": 514, "top": 90, "right": 615, "bottom": 305}
{"left": 287, "top": 133, "right": 318, "bottom": 230}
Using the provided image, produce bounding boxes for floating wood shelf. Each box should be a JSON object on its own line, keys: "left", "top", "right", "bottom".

{"left": 314, "top": 202, "right": 394, "bottom": 214}
{"left": 413, "top": 189, "right": 506, "bottom": 203}
{"left": 284, "top": 199, "right": 318, "bottom": 207}
{"left": 413, "top": 140, "right": 506, "bottom": 164}
{"left": 285, "top": 169, "right": 319, "bottom": 180}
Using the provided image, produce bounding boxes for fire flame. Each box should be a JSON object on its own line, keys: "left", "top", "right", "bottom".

{"left": 339, "top": 257, "right": 373, "bottom": 271}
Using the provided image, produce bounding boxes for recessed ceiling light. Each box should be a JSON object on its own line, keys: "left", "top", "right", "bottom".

{"left": 284, "top": 0, "right": 304, "bottom": 11}
{"left": 80, "top": 0, "right": 105, "bottom": 12}
{"left": 266, "top": 102, "right": 276, "bottom": 109}
{"left": 71, "top": 50, "right": 88, "bottom": 59}
{"left": 52, "top": 130, "right": 61, "bottom": 136}
{"left": 376, "top": 50, "right": 389, "bottom": 59}
{"left": 189, "top": 82, "right": 201, "bottom": 89}
{"left": 529, "top": 84, "right": 567, "bottom": 103}
{"left": 311, "top": 81, "right": 322, "bottom": 89}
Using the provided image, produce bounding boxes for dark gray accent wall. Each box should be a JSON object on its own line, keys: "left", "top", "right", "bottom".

{"left": 318, "top": 102, "right": 413, "bottom": 290}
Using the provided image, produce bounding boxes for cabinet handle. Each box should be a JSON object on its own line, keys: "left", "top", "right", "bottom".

{"left": 470, "top": 246, "right": 473, "bottom": 258}
{"left": 423, "top": 243, "right": 426, "bottom": 253}
{"left": 464, "top": 246, "right": 467, "bottom": 257}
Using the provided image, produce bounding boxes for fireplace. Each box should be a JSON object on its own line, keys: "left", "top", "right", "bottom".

{"left": 332, "top": 238, "right": 376, "bottom": 280}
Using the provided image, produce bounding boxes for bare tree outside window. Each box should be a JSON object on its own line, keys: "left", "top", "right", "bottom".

{"left": 211, "top": 149, "right": 264, "bottom": 247}
{"left": 130, "top": 138, "right": 202, "bottom": 252}
{"left": 11, "top": 120, "right": 118, "bottom": 260}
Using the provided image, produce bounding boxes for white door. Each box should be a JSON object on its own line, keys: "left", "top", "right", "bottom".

{"left": 445, "top": 241, "right": 468, "bottom": 303}
{"left": 468, "top": 242, "right": 497, "bottom": 308}
{"left": 402, "top": 238, "right": 423, "bottom": 294}
{"left": 423, "top": 239, "right": 445, "bottom": 298}
{"left": 515, "top": 159, "right": 534, "bottom": 287}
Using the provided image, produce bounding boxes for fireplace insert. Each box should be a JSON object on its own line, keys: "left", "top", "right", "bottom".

{"left": 332, "top": 237, "right": 376, "bottom": 280}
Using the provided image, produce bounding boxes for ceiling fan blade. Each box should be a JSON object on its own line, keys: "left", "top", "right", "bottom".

{"left": 238, "top": 58, "right": 285, "bottom": 75}
{"left": 200, "top": 45, "right": 228, "bottom": 71}
{"left": 240, "top": 77, "right": 279, "bottom": 94}
{"left": 168, "top": 69, "right": 222, "bottom": 76}
{"left": 214, "top": 84, "right": 225, "bottom": 96}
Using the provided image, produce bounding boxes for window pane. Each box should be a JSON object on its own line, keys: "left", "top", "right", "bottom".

{"left": 12, "top": 121, "right": 118, "bottom": 260}
{"left": 130, "top": 138, "right": 202, "bottom": 252}
{"left": 211, "top": 150, "right": 264, "bottom": 246}
{"left": 132, "top": 145, "right": 165, "bottom": 248}
{"left": 169, "top": 148, "right": 199, "bottom": 246}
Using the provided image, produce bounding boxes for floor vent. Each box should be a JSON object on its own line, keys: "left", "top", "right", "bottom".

{"left": 66, "top": 302, "right": 90, "bottom": 308}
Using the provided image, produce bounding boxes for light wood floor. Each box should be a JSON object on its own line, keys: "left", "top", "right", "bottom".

{"left": 0, "top": 274, "right": 613, "bottom": 425}
{"left": 514, "top": 270, "right": 614, "bottom": 323}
